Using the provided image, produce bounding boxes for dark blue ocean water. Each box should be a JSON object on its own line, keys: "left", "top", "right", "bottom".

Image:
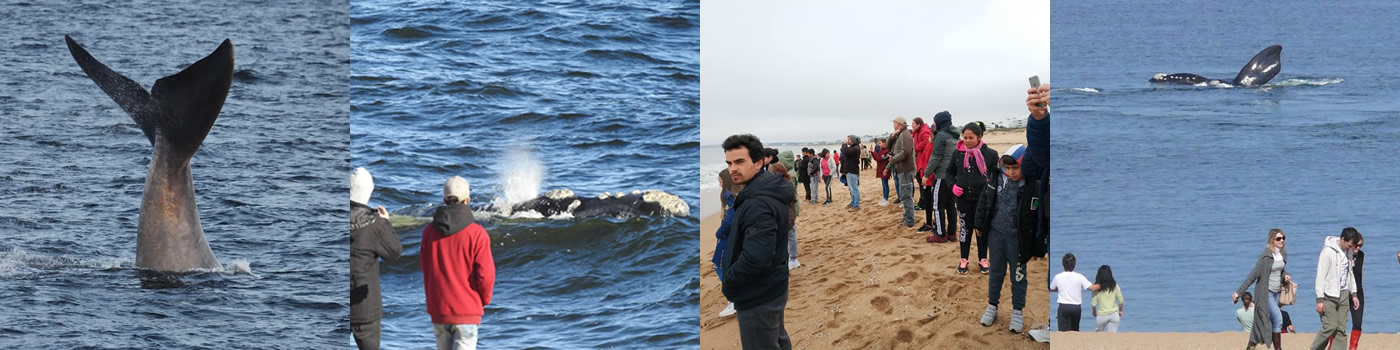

{"left": 1052, "top": 0, "right": 1400, "bottom": 332}
{"left": 350, "top": 0, "right": 699, "bottom": 348}
{"left": 0, "top": 0, "right": 348, "bottom": 348}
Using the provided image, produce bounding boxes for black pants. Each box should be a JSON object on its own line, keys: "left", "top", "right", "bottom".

{"left": 822, "top": 175, "right": 832, "bottom": 202}
{"left": 799, "top": 179, "right": 810, "bottom": 201}
{"left": 1352, "top": 291, "right": 1365, "bottom": 330}
{"left": 1057, "top": 303, "right": 1081, "bottom": 332}
{"left": 920, "top": 184, "right": 934, "bottom": 226}
{"left": 352, "top": 320, "right": 381, "bottom": 350}
{"left": 936, "top": 178, "right": 956, "bottom": 238}
{"left": 957, "top": 196, "right": 987, "bottom": 261}
{"left": 738, "top": 292, "right": 792, "bottom": 350}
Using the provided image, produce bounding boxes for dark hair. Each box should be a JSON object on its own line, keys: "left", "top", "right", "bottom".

{"left": 1341, "top": 227, "right": 1362, "bottom": 243}
{"left": 719, "top": 169, "right": 733, "bottom": 197}
{"left": 722, "top": 134, "right": 765, "bottom": 162}
{"left": 1062, "top": 253, "right": 1076, "bottom": 272}
{"left": 1095, "top": 265, "right": 1116, "bottom": 292}
{"left": 820, "top": 149, "right": 829, "bottom": 157}
{"left": 1241, "top": 291, "right": 1253, "bottom": 306}
{"left": 1001, "top": 155, "right": 1019, "bottom": 166}
{"left": 963, "top": 122, "right": 985, "bottom": 137}
{"left": 770, "top": 162, "right": 790, "bottom": 180}
{"left": 765, "top": 147, "right": 779, "bottom": 159}
{"left": 444, "top": 195, "right": 461, "bottom": 204}
{"left": 913, "top": 117, "right": 925, "bottom": 126}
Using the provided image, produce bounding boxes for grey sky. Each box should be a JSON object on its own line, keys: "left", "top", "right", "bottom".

{"left": 700, "top": 1, "right": 1049, "bottom": 145}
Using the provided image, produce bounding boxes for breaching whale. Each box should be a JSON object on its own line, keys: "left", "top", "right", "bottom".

{"left": 1149, "top": 45, "right": 1282, "bottom": 87}
{"left": 66, "top": 35, "right": 232, "bottom": 272}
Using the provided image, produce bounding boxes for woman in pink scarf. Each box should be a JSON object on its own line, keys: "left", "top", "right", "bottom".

{"left": 950, "top": 121, "right": 999, "bottom": 275}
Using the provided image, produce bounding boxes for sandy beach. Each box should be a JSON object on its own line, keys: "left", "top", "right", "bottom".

{"left": 1054, "top": 332, "right": 1400, "bottom": 350}
{"left": 699, "top": 129, "right": 1048, "bottom": 349}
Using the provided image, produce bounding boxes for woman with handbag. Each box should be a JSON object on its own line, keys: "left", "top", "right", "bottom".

{"left": 1233, "top": 228, "right": 1292, "bottom": 350}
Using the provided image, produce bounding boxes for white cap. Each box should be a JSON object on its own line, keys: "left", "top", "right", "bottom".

{"left": 444, "top": 176, "right": 470, "bottom": 203}
{"left": 350, "top": 167, "right": 373, "bottom": 205}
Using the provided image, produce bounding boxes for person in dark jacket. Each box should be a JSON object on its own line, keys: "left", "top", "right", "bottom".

{"left": 796, "top": 149, "right": 811, "bottom": 201}
{"left": 888, "top": 117, "right": 917, "bottom": 227}
{"left": 951, "top": 121, "right": 999, "bottom": 275}
{"left": 1349, "top": 238, "right": 1365, "bottom": 350}
{"left": 1023, "top": 84, "right": 1051, "bottom": 261}
{"left": 840, "top": 135, "right": 862, "bottom": 210}
{"left": 721, "top": 134, "right": 793, "bottom": 350}
{"left": 713, "top": 169, "right": 740, "bottom": 317}
{"left": 806, "top": 149, "right": 822, "bottom": 205}
{"left": 923, "top": 111, "right": 959, "bottom": 243}
{"left": 421, "top": 176, "right": 496, "bottom": 350}
{"left": 971, "top": 145, "right": 1039, "bottom": 333}
{"left": 350, "top": 168, "right": 403, "bottom": 350}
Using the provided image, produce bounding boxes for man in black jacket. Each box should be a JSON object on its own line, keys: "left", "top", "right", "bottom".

{"left": 721, "top": 134, "right": 794, "bottom": 350}
{"left": 796, "top": 148, "right": 811, "bottom": 201}
{"left": 350, "top": 167, "right": 403, "bottom": 350}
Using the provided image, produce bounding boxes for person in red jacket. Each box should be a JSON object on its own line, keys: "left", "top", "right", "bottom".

{"left": 911, "top": 117, "right": 933, "bottom": 217}
{"left": 421, "top": 176, "right": 496, "bottom": 350}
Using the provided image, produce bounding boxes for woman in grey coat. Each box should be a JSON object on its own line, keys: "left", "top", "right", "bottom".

{"left": 1233, "top": 228, "right": 1292, "bottom": 350}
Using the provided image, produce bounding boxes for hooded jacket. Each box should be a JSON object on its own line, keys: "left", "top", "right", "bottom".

{"left": 350, "top": 201, "right": 403, "bottom": 324}
{"left": 1236, "top": 247, "right": 1289, "bottom": 346}
{"left": 840, "top": 137, "right": 861, "bottom": 176}
{"left": 913, "top": 123, "right": 932, "bottom": 174}
{"left": 721, "top": 170, "right": 794, "bottom": 310}
{"left": 420, "top": 203, "right": 496, "bottom": 325}
{"left": 925, "top": 113, "right": 960, "bottom": 181}
{"left": 807, "top": 155, "right": 822, "bottom": 180}
{"left": 950, "top": 141, "right": 1000, "bottom": 200}
{"left": 887, "top": 127, "right": 916, "bottom": 174}
{"left": 796, "top": 154, "right": 810, "bottom": 184}
{"left": 972, "top": 170, "right": 1042, "bottom": 263}
{"left": 873, "top": 145, "right": 891, "bottom": 179}
{"left": 1315, "top": 236, "right": 1357, "bottom": 302}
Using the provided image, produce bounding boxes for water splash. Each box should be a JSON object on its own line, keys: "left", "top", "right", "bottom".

{"left": 494, "top": 145, "right": 545, "bottom": 208}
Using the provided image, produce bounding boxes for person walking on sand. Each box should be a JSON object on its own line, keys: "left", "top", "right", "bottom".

{"left": 887, "top": 117, "right": 917, "bottom": 229}
{"left": 350, "top": 168, "right": 403, "bottom": 350}
{"left": 841, "top": 135, "right": 862, "bottom": 210}
{"left": 807, "top": 149, "right": 822, "bottom": 205}
{"left": 951, "top": 121, "right": 998, "bottom": 274}
{"left": 421, "top": 176, "right": 496, "bottom": 350}
{"left": 1233, "top": 228, "right": 1292, "bottom": 350}
{"left": 1347, "top": 236, "right": 1365, "bottom": 350}
{"left": 873, "top": 139, "right": 891, "bottom": 206}
{"left": 1311, "top": 228, "right": 1361, "bottom": 350}
{"left": 1091, "top": 265, "right": 1123, "bottom": 332}
{"left": 1049, "top": 253, "right": 1092, "bottom": 332}
{"left": 713, "top": 170, "right": 741, "bottom": 317}
{"left": 923, "top": 111, "right": 959, "bottom": 243}
{"left": 1236, "top": 292, "right": 1255, "bottom": 332}
{"left": 974, "top": 144, "right": 1038, "bottom": 333}
{"left": 721, "top": 134, "right": 793, "bottom": 350}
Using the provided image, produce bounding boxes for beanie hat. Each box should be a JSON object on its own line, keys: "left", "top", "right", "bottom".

{"left": 444, "top": 176, "right": 471, "bottom": 204}
{"left": 350, "top": 167, "right": 373, "bottom": 205}
{"left": 933, "top": 111, "right": 952, "bottom": 130}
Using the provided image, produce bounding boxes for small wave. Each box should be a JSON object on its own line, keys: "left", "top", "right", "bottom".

{"left": 1067, "top": 87, "right": 1099, "bottom": 93}
{"left": 233, "top": 69, "right": 260, "bottom": 82}
{"left": 0, "top": 248, "right": 134, "bottom": 279}
{"left": 382, "top": 25, "right": 443, "bottom": 39}
{"left": 574, "top": 139, "right": 629, "bottom": 148}
{"left": 1270, "top": 78, "right": 1344, "bottom": 87}
{"left": 582, "top": 49, "right": 672, "bottom": 65}
{"left": 647, "top": 15, "right": 694, "bottom": 29}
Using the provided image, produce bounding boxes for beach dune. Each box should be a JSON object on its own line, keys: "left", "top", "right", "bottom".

{"left": 699, "top": 129, "right": 1048, "bottom": 349}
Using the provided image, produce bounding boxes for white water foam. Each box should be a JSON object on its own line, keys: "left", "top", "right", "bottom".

{"left": 1069, "top": 87, "right": 1100, "bottom": 93}
{"left": 1271, "top": 78, "right": 1344, "bottom": 87}
{"left": 0, "top": 248, "right": 134, "bottom": 278}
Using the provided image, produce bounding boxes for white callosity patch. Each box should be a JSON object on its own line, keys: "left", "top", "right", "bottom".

{"left": 567, "top": 199, "right": 581, "bottom": 213}
{"left": 598, "top": 192, "right": 612, "bottom": 200}
{"left": 1153, "top": 73, "right": 1167, "bottom": 80}
{"left": 544, "top": 188, "right": 576, "bottom": 200}
{"left": 641, "top": 190, "right": 690, "bottom": 216}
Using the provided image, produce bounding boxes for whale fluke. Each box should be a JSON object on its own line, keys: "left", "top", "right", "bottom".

{"left": 66, "top": 35, "right": 233, "bottom": 272}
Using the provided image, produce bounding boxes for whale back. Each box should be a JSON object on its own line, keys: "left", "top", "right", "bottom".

{"left": 1232, "top": 45, "right": 1282, "bottom": 87}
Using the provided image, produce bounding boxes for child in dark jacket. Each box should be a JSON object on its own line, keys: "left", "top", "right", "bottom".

{"left": 972, "top": 144, "right": 1040, "bottom": 333}
{"left": 713, "top": 170, "right": 739, "bottom": 317}
{"left": 951, "top": 121, "right": 999, "bottom": 275}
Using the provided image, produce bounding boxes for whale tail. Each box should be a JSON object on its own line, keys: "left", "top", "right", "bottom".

{"left": 1231, "top": 45, "right": 1282, "bottom": 87}
{"left": 65, "top": 35, "right": 233, "bottom": 158}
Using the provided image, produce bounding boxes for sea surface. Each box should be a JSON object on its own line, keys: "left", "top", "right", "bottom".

{"left": 0, "top": 0, "right": 349, "bottom": 348}
{"left": 350, "top": 0, "right": 699, "bottom": 348}
{"left": 1052, "top": 0, "right": 1400, "bottom": 332}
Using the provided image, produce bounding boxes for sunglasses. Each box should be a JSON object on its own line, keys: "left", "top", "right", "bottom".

{"left": 1275, "top": 236, "right": 1286, "bottom": 242}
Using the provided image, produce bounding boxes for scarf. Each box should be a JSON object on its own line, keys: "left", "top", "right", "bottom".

{"left": 962, "top": 140, "right": 987, "bottom": 175}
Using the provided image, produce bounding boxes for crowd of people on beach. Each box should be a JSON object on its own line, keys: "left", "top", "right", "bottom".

{"left": 709, "top": 85, "right": 1051, "bottom": 349}
{"left": 351, "top": 168, "right": 497, "bottom": 350}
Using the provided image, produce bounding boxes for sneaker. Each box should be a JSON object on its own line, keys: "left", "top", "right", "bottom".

{"left": 924, "top": 235, "right": 945, "bottom": 243}
{"left": 916, "top": 224, "right": 933, "bottom": 232}
{"left": 718, "top": 302, "right": 736, "bottom": 318}
{"left": 957, "top": 259, "right": 969, "bottom": 275}
{"left": 980, "top": 304, "right": 998, "bottom": 326}
{"left": 879, "top": 199, "right": 889, "bottom": 206}
{"left": 788, "top": 259, "right": 801, "bottom": 270}
{"left": 979, "top": 259, "right": 990, "bottom": 275}
{"left": 1009, "top": 310, "right": 1024, "bottom": 333}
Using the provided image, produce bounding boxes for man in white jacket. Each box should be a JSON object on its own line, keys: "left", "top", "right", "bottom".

{"left": 1312, "top": 228, "right": 1362, "bottom": 350}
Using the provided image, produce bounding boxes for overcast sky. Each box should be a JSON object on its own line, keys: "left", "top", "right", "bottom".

{"left": 700, "top": 1, "right": 1049, "bottom": 145}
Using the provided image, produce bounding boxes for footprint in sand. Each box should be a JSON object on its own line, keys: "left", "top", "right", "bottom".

{"left": 870, "top": 295, "right": 893, "bottom": 314}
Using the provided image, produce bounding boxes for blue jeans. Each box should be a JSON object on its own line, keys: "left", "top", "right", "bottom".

{"left": 845, "top": 173, "right": 860, "bottom": 208}
{"left": 988, "top": 232, "right": 1026, "bottom": 310}
{"left": 1269, "top": 291, "right": 1282, "bottom": 332}
{"left": 881, "top": 177, "right": 890, "bottom": 200}
{"left": 433, "top": 323, "right": 479, "bottom": 350}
